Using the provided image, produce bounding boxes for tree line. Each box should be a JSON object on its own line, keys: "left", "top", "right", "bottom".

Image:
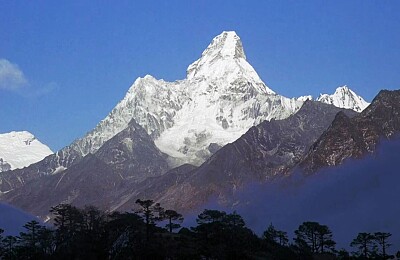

{"left": 0, "top": 200, "right": 398, "bottom": 259}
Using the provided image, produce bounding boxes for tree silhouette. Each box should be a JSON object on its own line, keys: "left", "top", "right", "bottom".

{"left": 163, "top": 209, "right": 183, "bottom": 233}
{"left": 192, "top": 209, "right": 261, "bottom": 259}
{"left": 294, "top": 221, "right": 335, "bottom": 254}
{"left": 50, "top": 203, "right": 84, "bottom": 258}
{"left": 2, "top": 235, "right": 17, "bottom": 259}
{"left": 350, "top": 232, "right": 376, "bottom": 258}
{"left": 374, "top": 232, "right": 392, "bottom": 259}
{"left": 263, "top": 223, "right": 289, "bottom": 246}
{"left": 135, "top": 199, "right": 164, "bottom": 241}
{"left": 0, "top": 203, "right": 396, "bottom": 259}
{"left": 196, "top": 209, "right": 226, "bottom": 225}
{"left": 17, "top": 220, "right": 53, "bottom": 258}
{"left": 263, "top": 223, "right": 288, "bottom": 246}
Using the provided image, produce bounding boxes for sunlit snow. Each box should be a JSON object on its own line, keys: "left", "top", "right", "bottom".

{"left": 0, "top": 131, "right": 53, "bottom": 171}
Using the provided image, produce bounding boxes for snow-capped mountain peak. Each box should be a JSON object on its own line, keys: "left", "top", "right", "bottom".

{"left": 199, "top": 31, "right": 246, "bottom": 60}
{"left": 317, "top": 85, "right": 370, "bottom": 112}
{"left": 51, "top": 31, "right": 300, "bottom": 169}
{"left": 297, "top": 95, "right": 313, "bottom": 102}
{"left": 186, "top": 31, "right": 275, "bottom": 94}
{"left": 0, "top": 131, "right": 53, "bottom": 172}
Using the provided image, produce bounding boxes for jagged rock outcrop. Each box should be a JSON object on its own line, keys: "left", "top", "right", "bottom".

{"left": 301, "top": 89, "right": 400, "bottom": 172}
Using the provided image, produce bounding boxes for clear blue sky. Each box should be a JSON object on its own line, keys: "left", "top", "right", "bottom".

{"left": 1, "top": 1, "right": 399, "bottom": 151}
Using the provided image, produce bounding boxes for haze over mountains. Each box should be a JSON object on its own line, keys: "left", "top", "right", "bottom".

{"left": 1, "top": 31, "right": 390, "bottom": 221}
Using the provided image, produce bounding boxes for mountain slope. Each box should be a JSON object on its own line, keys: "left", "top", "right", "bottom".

{"left": 301, "top": 89, "right": 400, "bottom": 172}
{"left": 0, "top": 131, "right": 52, "bottom": 172}
{"left": 130, "top": 101, "right": 357, "bottom": 212}
{"left": 1, "top": 119, "right": 170, "bottom": 218}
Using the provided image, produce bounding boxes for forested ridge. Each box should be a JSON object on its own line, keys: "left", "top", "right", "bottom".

{"left": 0, "top": 200, "right": 397, "bottom": 259}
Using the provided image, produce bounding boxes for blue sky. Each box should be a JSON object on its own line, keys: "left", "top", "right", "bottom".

{"left": 1, "top": 1, "right": 399, "bottom": 151}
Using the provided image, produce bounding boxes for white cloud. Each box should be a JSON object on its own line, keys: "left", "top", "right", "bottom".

{"left": 0, "top": 58, "right": 57, "bottom": 97}
{"left": 0, "top": 59, "right": 28, "bottom": 90}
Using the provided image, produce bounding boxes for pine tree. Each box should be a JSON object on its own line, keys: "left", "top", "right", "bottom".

{"left": 263, "top": 224, "right": 288, "bottom": 246}
{"left": 350, "top": 232, "right": 376, "bottom": 258}
{"left": 17, "top": 220, "right": 49, "bottom": 258}
{"left": 163, "top": 209, "right": 184, "bottom": 233}
{"left": 374, "top": 232, "right": 392, "bottom": 259}
{"left": 135, "top": 199, "right": 164, "bottom": 241}
{"left": 50, "top": 203, "right": 84, "bottom": 258}
{"left": 2, "top": 235, "right": 17, "bottom": 259}
{"left": 294, "top": 221, "right": 336, "bottom": 254}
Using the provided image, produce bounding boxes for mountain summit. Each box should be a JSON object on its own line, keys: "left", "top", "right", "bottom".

{"left": 317, "top": 85, "right": 370, "bottom": 112}
{"left": 0, "top": 32, "right": 369, "bottom": 179}
{"left": 0, "top": 131, "right": 52, "bottom": 172}
{"left": 186, "top": 31, "right": 274, "bottom": 95}
{"left": 64, "top": 31, "right": 302, "bottom": 167}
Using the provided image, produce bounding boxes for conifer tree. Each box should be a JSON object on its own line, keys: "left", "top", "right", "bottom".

{"left": 350, "top": 232, "right": 376, "bottom": 258}
{"left": 294, "top": 221, "right": 336, "bottom": 254}
{"left": 135, "top": 199, "right": 164, "bottom": 241}
{"left": 374, "top": 232, "right": 392, "bottom": 259}
{"left": 163, "top": 209, "right": 184, "bottom": 233}
{"left": 263, "top": 224, "right": 289, "bottom": 246}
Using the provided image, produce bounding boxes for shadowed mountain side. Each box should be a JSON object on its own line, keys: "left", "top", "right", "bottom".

{"left": 0, "top": 148, "right": 82, "bottom": 192}
{"left": 0, "top": 119, "right": 171, "bottom": 218}
{"left": 95, "top": 119, "right": 170, "bottom": 182}
{"left": 109, "top": 163, "right": 198, "bottom": 213}
{"left": 150, "top": 101, "right": 357, "bottom": 211}
{"left": 1, "top": 155, "right": 117, "bottom": 218}
{"left": 301, "top": 89, "right": 400, "bottom": 172}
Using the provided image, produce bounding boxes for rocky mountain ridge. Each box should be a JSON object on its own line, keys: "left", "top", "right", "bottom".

{"left": 301, "top": 89, "right": 400, "bottom": 173}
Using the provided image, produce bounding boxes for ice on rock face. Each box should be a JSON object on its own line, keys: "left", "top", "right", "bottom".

{"left": 0, "top": 131, "right": 53, "bottom": 171}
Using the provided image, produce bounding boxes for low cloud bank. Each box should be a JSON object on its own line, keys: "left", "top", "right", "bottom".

{"left": 236, "top": 138, "right": 400, "bottom": 252}
{"left": 184, "top": 138, "right": 400, "bottom": 253}
{"left": 0, "top": 203, "right": 38, "bottom": 235}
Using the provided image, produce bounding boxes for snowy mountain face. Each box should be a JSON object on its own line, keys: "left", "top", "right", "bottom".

{"left": 0, "top": 31, "right": 369, "bottom": 178}
{"left": 68, "top": 31, "right": 303, "bottom": 167}
{"left": 316, "top": 85, "right": 370, "bottom": 112}
{"left": 0, "top": 131, "right": 53, "bottom": 172}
